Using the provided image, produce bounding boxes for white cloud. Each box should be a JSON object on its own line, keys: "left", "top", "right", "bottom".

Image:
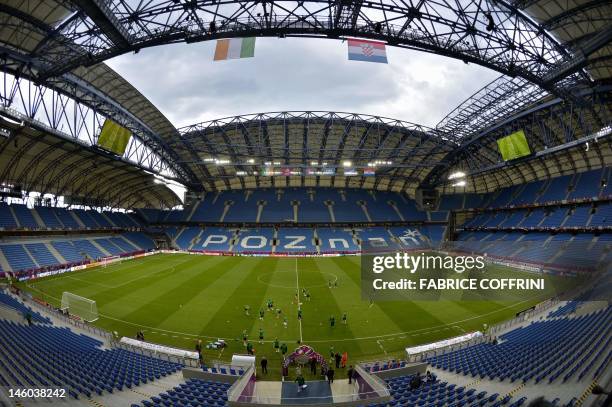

{"left": 107, "top": 37, "right": 499, "bottom": 128}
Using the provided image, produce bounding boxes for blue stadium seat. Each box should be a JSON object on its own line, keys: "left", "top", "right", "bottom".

{"left": 193, "top": 227, "right": 235, "bottom": 252}
{"left": 34, "top": 207, "right": 63, "bottom": 229}
{"left": 317, "top": 228, "right": 359, "bottom": 252}
{"left": 428, "top": 307, "right": 611, "bottom": 384}
{"left": 276, "top": 228, "right": 317, "bottom": 253}
{"left": 12, "top": 205, "right": 40, "bottom": 229}
{"left": 233, "top": 228, "right": 274, "bottom": 253}
{"left": 123, "top": 232, "right": 156, "bottom": 251}
{"left": 0, "top": 292, "right": 51, "bottom": 323}
{"left": 0, "top": 319, "right": 182, "bottom": 397}
{"left": 1, "top": 244, "right": 37, "bottom": 271}
{"left": 0, "top": 202, "right": 18, "bottom": 230}
{"left": 24, "top": 243, "right": 60, "bottom": 267}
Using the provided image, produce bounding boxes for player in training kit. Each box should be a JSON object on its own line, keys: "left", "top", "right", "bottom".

{"left": 276, "top": 308, "right": 282, "bottom": 319}
{"left": 259, "top": 328, "right": 264, "bottom": 344}
{"left": 305, "top": 290, "right": 311, "bottom": 301}
{"left": 244, "top": 305, "right": 250, "bottom": 316}
{"left": 274, "top": 338, "right": 280, "bottom": 352}
{"left": 259, "top": 309, "right": 265, "bottom": 320}
{"left": 283, "top": 316, "right": 288, "bottom": 328}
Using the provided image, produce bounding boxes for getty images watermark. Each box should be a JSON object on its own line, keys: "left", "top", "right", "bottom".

{"left": 360, "top": 240, "right": 609, "bottom": 302}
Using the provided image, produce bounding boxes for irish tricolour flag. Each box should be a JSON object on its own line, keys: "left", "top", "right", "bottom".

{"left": 347, "top": 39, "right": 388, "bottom": 64}
{"left": 214, "top": 38, "right": 256, "bottom": 61}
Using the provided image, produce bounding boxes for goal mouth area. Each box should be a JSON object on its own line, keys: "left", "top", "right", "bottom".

{"left": 60, "top": 291, "right": 99, "bottom": 323}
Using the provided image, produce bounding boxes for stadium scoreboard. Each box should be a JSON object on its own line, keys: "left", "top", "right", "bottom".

{"left": 497, "top": 129, "right": 531, "bottom": 161}
{"left": 97, "top": 119, "right": 132, "bottom": 156}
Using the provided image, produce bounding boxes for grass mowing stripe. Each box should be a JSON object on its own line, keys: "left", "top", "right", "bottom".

{"left": 101, "top": 256, "right": 229, "bottom": 327}
{"left": 14, "top": 253, "right": 569, "bottom": 380}
{"left": 93, "top": 256, "right": 213, "bottom": 315}
{"left": 297, "top": 258, "right": 360, "bottom": 358}
{"left": 318, "top": 257, "right": 402, "bottom": 357}
{"left": 30, "top": 255, "right": 194, "bottom": 306}
{"left": 154, "top": 257, "right": 259, "bottom": 334}
{"left": 198, "top": 257, "right": 274, "bottom": 340}
{"left": 295, "top": 258, "right": 303, "bottom": 343}
{"left": 249, "top": 257, "right": 301, "bottom": 343}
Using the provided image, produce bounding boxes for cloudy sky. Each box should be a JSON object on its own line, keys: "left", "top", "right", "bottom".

{"left": 107, "top": 37, "right": 500, "bottom": 129}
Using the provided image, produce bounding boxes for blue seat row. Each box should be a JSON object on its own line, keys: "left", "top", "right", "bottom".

{"left": 0, "top": 319, "right": 182, "bottom": 399}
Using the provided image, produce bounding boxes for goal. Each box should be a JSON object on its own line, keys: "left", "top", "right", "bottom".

{"left": 102, "top": 255, "right": 121, "bottom": 268}
{"left": 61, "top": 292, "right": 99, "bottom": 322}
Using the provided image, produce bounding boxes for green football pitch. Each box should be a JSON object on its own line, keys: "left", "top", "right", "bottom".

{"left": 18, "top": 253, "right": 563, "bottom": 378}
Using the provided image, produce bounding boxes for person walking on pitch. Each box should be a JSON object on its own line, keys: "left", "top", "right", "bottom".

{"left": 295, "top": 374, "right": 307, "bottom": 392}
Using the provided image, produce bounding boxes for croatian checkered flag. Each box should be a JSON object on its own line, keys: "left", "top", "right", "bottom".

{"left": 347, "top": 39, "right": 388, "bottom": 63}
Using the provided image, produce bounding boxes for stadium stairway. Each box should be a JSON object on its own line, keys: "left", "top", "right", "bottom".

{"left": 101, "top": 212, "right": 119, "bottom": 228}
{"left": 0, "top": 292, "right": 185, "bottom": 406}
{"left": 69, "top": 211, "right": 87, "bottom": 229}
{"left": 46, "top": 242, "right": 67, "bottom": 264}
{"left": 98, "top": 370, "right": 186, "bottom": 407}
{"left": 135, "top": 377, "right": 231, "bottom": 407}
{"left": 30, "top": 209, "right": 46, "bottom": 229}
{"left": 0, "top": 251, "right": 10, "bottom": 272}
{"left": 425, "top": 306, "right": 611, "bottom": 406}
{"left": 0, "top": 291, "right": 51, "bottom": 324}
{"left": 90, "top": 239, "right": 112, "bottom": 257}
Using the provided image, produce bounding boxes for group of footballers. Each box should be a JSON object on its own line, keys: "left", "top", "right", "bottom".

{"left": 239, "top": 283, "right": 348, "bottom": 355}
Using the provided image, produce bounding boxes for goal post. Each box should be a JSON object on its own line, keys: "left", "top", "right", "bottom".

{"left": 61, "top": 292, "right": 99, "bottom": 322}
{"left": 102, "top": 255, "right": 121, "bottom": 268}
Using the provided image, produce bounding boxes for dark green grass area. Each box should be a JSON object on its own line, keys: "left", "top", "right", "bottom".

{"left": 16, "top": 253, "right": 575, "bottom": 379}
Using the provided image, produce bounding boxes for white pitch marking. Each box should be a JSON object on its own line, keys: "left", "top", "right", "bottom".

{"left": 376, "top": 339, "right": 387, "bottom": 355}
{"left": 295, "top": 257, "right": 303, "bottom": 343}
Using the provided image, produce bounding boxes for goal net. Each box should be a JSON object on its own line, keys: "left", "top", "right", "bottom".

{"left": 61, "top": 292, "right": 98, "bottom": 322}
{"left": 102, "top": 255, "right": 121, "bottom": 268}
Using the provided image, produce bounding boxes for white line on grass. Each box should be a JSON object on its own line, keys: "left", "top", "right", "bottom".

{"left": 376, "top": 339, "right": 387, "bottom": 355}
{"left": 65, "top": 275, "right": 115, "bottom": 289}
{"left": 24, "top": 265, "right": 543, "bottom": 346}
{"left": 295, "top": 257, "right": 303, "bottom": 343}
{"left": 77, "top": 298, "right": 531, "bottom": 345}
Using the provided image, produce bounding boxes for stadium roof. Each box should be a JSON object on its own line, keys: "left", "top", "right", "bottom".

{"left": 0, "top": 0, "right": 609, "bottom": 204}
{"left": 0, "top": 114, "right": 181, "bottom": 208}
{"left": 174, "top": 111, "right": 454, "bottom": 194}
